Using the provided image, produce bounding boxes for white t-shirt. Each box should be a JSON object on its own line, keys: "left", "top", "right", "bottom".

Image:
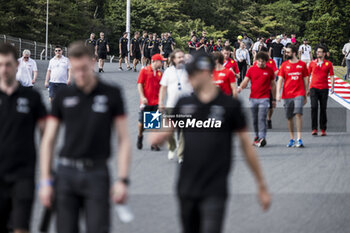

{"left": 299, "top": 44, "right": 312, "bottom": 60}
{"left": 48, "top": 55, "right": 71, "bottom": 83}
{"left": 281, "top": 38, "right": 291, "bottom": 47}
{"left": 16, "top": 57, "right": 38, "bottom": 87}
{"left": 252, "top": 41, "right": 266, "bottom": 52}
{"left": 160, "top": 66, "right": 193, "bottom": 108}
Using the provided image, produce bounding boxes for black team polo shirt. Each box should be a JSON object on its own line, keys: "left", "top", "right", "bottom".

{"left": 172, "top": 91, "right": 246, "bottom": 198}
{"left": 50, "top": 80, "right": 125, "bottom": 160}
{"left": 0, "top": 86, "right": 47, "bottom": 180}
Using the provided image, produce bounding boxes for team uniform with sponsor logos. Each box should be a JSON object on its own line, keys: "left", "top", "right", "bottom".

{"left": 212, "top": 68, "right": 236, "bottom": 96}
{"left": 85, "top": 38, "right": 96, "bottom": 53}
{"left": 308, "top": 59, "right": 334, "bottom": 131}
{"left": 278, "top": 60, "right": 308, "bottom": 119}
{"left": 188, "top": 41, "right": 196, "bottom": 55}
{"left": 196, "top": 42, "right": 206, "bottom": 53}
{"left": 245, "top": 66, "right": 275, "bottom": 139}
{"left": 50, "top": 80, "right": 125, "bottom": 233}
{"left": 162, "top": 39, "right": 173, "bottom": 58}
{"left": 213, "top": 44, "right": 223, "bottom": 52}
{"left": 224, "top": 58, "right": 239, "bottom": 75}
{"left": 137, "top": 65, "right": 162, "bottom": 122}
{"left": 96, "top": 38, "right": 109, "bottom": 60}
{"left": 150, "top": 39, "right": 161, "bottom": 56}
{"left": 0, "top": 86, "right": 46, "bottom": 232}
{"left": 253, "top": 58, "right": 278, "bottom": 109}
{"left": 172, "top": 92, "right": 246, "bottom": 233}
{"left": 131, "top": 38, "right": 141, "bottom": 60}
{"left": 119, "top": 37, "right": 128, "bottom": 58}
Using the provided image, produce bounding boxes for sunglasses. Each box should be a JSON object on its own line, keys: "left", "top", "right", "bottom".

{"left": 23, "top": 57, "right": 29, "bottom": 59}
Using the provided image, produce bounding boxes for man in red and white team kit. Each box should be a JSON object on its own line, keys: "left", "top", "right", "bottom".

{"left": 277, "top": 44, "right": 309, "bottom": 148}
{"left": 137, "top": 54, "right": 166, "bottom": 151}
{"left": 222, "top": 46, "right": 240, "bottom": 81}
{"left": 238, "top": 52, "right": 276, "bottom": 147}
{"left": 254, "top": 46, "right": 278, "bottom": 129}
{"left": 308, "top": 45, "right": 335, "bottom": 136}
{"left": 212, "top": 52, "right": 237, "bottom": 98}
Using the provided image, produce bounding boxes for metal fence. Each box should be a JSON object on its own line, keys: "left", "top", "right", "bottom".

{"left": 0, "top": 34, "right": 67, "bottom": 60}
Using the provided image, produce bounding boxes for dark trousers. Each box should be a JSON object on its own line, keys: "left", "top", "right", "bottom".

{"left": 310, "top": 88, "right": 328, "bottom": 130}
{"left": 55, "top": 165, "right": 110, "bottom": 233}
{"left": 179, "top": 196, "right": 227, "bottom": 233}
{"left": 0, "top": 178, "right": 34, "bottom": 232}
{"left": 237, "top": 60, "right": 247, "bottom": 86}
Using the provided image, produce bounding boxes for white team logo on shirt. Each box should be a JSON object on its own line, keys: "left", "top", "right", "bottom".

{"left": 92, "top": 95, "right": 108, "bottom": 113}
{"left": 63, "top": 96, "right": 79, "bottom": 108}
{"left": 263, "top": 72, "right": 268, "bottom": 75}
{"left": 17, "top": 97, "right": 30, "bottom": 113}
{"left": 296, "top": 65, "right": 303, "bottom": 69}
{"left": 218, "top": 73, "right": 226, "bottom": 77}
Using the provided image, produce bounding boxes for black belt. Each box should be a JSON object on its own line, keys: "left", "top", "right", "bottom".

{"left": 57, "top": 158, "right": 107, "bottom": 171}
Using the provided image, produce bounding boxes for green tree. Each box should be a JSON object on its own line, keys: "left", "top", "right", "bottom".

{"left": 305, "top": 0, "right": 347, "bottom": 64}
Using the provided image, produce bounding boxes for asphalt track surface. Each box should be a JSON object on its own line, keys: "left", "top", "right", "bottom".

{"left": 29, "top": 60, "right": 350, "bottom": 233}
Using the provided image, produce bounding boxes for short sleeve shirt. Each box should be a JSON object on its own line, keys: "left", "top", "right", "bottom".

{"left": 188, "top": 41, "right": 197, "bottom": 54}
{"left": 224, "top": 58, "right": 240, "bottom": 74}
{"left": 271, "top": 42, "right": 284, "bottom": 58}
{"left": 85, "top": 39, "right": 96, "bottom": 50}
{"left": 160, "top": 66, "right": 193, "bottom": 108}
{"left": 162, "top": 39, "right": 173, "bottom": 52}
{"left": 48, "top": 55, "right": 71, "bottom": 84}
{"left": 137, "top": 65, "right": 162, "bottom": 106}
{"left": 308, "top": 59, "right": 334, "bottom": 90}
{"left": 96, "top": 39, "right": 109, "bottom": 53}
{"left": 131, "top": 38, "right": 140, "bottom": 52}
{"left": 278, "top": 60, "right": 308, "bottom": 99}
{"left": 196, "top": 42, "right": 206, "bottom": 53}
{"left": 173, "top": 92, "right": 246, "bottom": 198}
{"left": 16, "top": 57, "right": 38, "bottom": 87}
{"left": 212, "top": 68, "right": 236, "bottom": 96}
{"left": 299, "top": 44, "right": 312, "bottom": 60}
{"left": 119, "top": 37, "right": 128, "bottom": 51}
{"left": 245, "top": 66, "right": 274, "bottom": 99}
{"left": 253, "top": 58, "right": 277, "bottom": 73}
{"left": 50, "top": 80, "right": 125, "bottom": 160}
{"left": 0, "top": 87, "right": 47, "bottom": 179}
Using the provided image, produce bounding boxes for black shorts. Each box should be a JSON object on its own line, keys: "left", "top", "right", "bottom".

{"left": 49, "top": 82, "right": 67, "bottom": 99}
{"left": 120, "top": 50, "right": 128, "bottom": 58}
{"left": 0, "top": 178, "right": 35, "bottom": 231}
{"left": 98, "top": 52, "right": 107, "bottom": 60}
{"left": 139, "top": 105, "right": 158, "bottom": 123}
{"left": 132, "top": 50, "right": 141, "bottom": 60}
{"left": 163, "top": 50, "right": 172, "bottom": 58}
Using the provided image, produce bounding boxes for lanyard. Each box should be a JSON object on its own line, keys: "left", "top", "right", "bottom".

{"left": 175, "top": 68, "right": 184, "bottom": 90}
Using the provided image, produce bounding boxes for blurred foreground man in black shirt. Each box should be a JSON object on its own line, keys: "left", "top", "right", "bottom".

{"left": 0, "top": 43, "right": 47, "bottom": 233}
{"left": 150, "top": 53, "right": 271, "bottom": 233}
{"left": 39, "top": 41, "right": 131, "bottom": 233}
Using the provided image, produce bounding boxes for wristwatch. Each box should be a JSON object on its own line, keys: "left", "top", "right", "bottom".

{"left": 117, "top": 177, "right": 130, "bottom": 186}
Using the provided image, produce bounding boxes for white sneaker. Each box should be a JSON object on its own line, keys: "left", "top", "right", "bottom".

{"left": 178, "top": 158, "right": 183, "bottom": 164}
{"left": 168, "top": 150, "right": 175, "bottom": 160}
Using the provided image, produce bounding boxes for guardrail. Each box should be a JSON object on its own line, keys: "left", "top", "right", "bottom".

{"left": 0, "top": 34, "right": 67, "bottom": 60}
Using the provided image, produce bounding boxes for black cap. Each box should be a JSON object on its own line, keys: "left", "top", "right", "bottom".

{"left": 185, "top": 52, "right": 215, "bottom": 76}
